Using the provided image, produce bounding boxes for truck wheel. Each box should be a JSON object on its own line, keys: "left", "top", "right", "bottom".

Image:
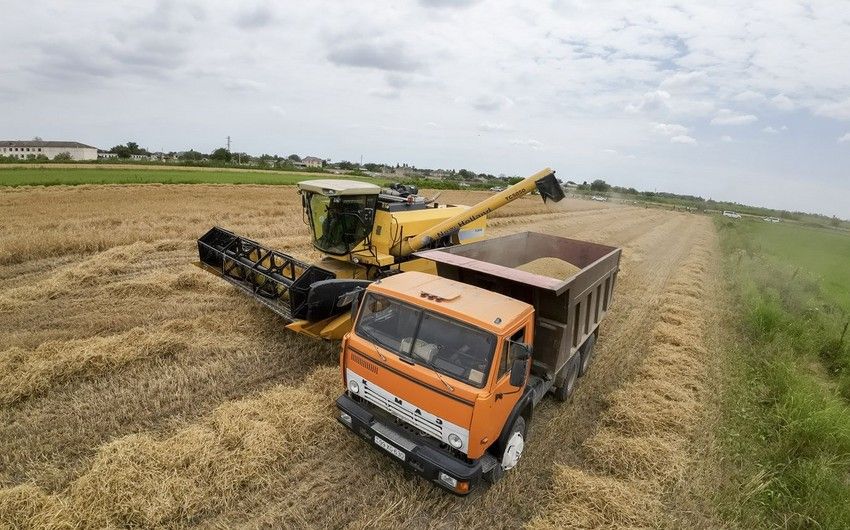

{"left": 554, "top": 356, "right": 579, "bottom": 402}
{"left": 579, "top": 334, "right": 597, "bottom": 377}
{"left": 485, "top": 416, "right": 526, "bottom": 485}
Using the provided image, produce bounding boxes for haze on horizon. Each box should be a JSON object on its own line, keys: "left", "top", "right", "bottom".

{"left": 1, "top": 0, "right": 848, "bottom": 218}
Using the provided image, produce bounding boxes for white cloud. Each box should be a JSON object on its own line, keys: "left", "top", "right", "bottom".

{"left": 510, "top": 138, "right": 543, "bottom": 150}
{"left": 670, "top": 135, "right": 697, "bottom": 145}
{"left": 468, "top": 94, "right": 514, "bottom": 112}
{"left": 720, "top": 135, "right": 733, "bottom": 143}
{"left": 270, "top": 105, "right": 285, "bottom": 117}
{"left": 625, "top": 90, "right": 670, "bottom": 113}
{"left": 368, "top": 87, "right": 400, "bottom": 99}
{"left": 816, "top": 98, "right": 850, "bottom": 120}
{"left": 602, "top": 148, "right": 618, "bottom": 155}
{"left": 659, "top": 71, "right": 708, "bottom": 91}
{"left": 477, "top": 121, "right": 512, "bottom": 132}
{"left": 838, "top": 133, "right": 850, "bottom": 144}
{"left": 651, "top": 122, "right": 688, "bottom": 136}
{"left": 222, "top": 78, "right": 266, "bottom": 92}
{"left": 762, "top": 126, "right": 779, "bottom": 134}
{"left": 710, "top": 109, "right": 758, "bottom": 126}
{"left": 732, "top": 90, "right": 766, "bottom": 103}
{"left": 771, "top": 94, "right": 794, "bottom": 111}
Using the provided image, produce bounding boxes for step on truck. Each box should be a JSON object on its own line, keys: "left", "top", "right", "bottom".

{"left": 336, "top": 231, "right": 621, "bottom": 494}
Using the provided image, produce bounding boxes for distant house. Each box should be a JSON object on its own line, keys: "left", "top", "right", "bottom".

{"left": 303, "top": 156, "right": 324, "bottom": 168}
{"left": 98, "top": 150, "right": 117, "bottom": 159}
{"left": 130, "top": 153, "right": 150, "bottom": 161}
{"left": 0, "top": 140, "right": 98, "bottom": 160}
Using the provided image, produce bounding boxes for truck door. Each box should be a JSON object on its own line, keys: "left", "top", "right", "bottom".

{"left": 483, "top": 324, "right": 530, "bottom": 442}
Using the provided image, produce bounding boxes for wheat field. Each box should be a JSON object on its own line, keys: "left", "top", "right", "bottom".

{"left": 0, "top": 184, "right": 722, "bottom": 528}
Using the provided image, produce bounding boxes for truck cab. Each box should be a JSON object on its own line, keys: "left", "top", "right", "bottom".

{"left": 336, "top": 271, "right": 536, "bottom": 494}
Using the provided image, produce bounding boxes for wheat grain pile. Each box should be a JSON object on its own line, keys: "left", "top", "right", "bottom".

{"left": 515, "top": 256, "right": 581, "bottom": 278}
{"left": 0, "top": 183, "right": 719, "bottom": 528}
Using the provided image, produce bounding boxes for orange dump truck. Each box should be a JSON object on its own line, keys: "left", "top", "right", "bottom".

{"left": 336, "top": 231, "right": 621, "bottom": 494}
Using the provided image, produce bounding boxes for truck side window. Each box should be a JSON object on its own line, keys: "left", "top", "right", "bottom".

{"left": 499, "top": 328, "right": 526, "bottom": 379}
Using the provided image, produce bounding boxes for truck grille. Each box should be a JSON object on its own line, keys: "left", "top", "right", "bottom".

{"left": 362, "top": 386, "right": 442, "bottom": 439}
{"left": 345, "top": 368, "right": 469, "bottom": 452}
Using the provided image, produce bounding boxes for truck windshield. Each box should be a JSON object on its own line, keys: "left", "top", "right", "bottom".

{"left": 305, "top": 192, "right": 376, "bottom": 255}
{"left": 355, "top": 293, "right": 496, "bottom": 388}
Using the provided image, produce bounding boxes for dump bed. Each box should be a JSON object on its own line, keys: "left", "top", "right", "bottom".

{"left": 415, "top": 232, "right": 621, "bottom": 379}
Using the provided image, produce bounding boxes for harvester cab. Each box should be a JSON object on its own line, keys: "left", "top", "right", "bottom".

{"left": 298, "top": 179, "right": 380, "bottom": 258}
{"left": 196, "top": 168, "right": 565, "bottom": 339}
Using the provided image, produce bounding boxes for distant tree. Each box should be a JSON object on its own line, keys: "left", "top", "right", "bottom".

{"left": 110, "top": 144, "right": 131, "bottom": 158}
{"left": 364, "top": 163, "right": 382, "bottom": 172}
{"left": 110, "top": 142, "right": 147, "bottom": 158}
{"left": 831, "top": 216, "right": 841, "bottom": 227}
{"left": 53, "top": 152, "right": 73, "bottom": 161}
{"left": 210, "top": 148, "right": 232, "bottom": 162}
{"left": 179, "top": 149, "right": 205, "bottom": 161}
{"left": 590, "top": 179, "right": 610, "bottom": 192}
{"left": 287, "top": 154, "right": 301, "bottom": 162}
{"left": 32, "top": 136, "right": 43, "bottom": 141}
{"left": 457, "top": 169, "right": 476, "bottom": 180}
{"left": 232, "top": 152, "right": 250, "bottom": 164}
{"left": 336, "top": 160, "right": 356, "bottom": 170}
{"left": 506, "top": 177, "right": 524, "bottom": 185}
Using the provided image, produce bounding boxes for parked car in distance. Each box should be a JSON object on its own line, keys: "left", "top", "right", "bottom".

{"left": 722, "top": 211, "right": 742, "bottom": 219}
{"left": 591, "top": 196, "right": 608, "bottom": 202}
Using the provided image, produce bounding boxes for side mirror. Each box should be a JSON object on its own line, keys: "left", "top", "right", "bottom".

{"left": 347, "top": 290, "right": 363, "bottom": 320}
{"left": 509, "top": 357, "right": 529, "bottom": 388}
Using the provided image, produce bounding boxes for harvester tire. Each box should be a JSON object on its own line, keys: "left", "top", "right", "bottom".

{"left": 485, "top": 416, "right": 526, "bottom": 485}
{"left": 579, "top": 334, "right": 597, "bottom": 377}
{"left": 554, "top": 356, "right": 579, "bottom": 402}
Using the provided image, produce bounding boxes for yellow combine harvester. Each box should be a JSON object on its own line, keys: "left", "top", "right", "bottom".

{"left": 196, "top": 168, "right": 564, "bottom": 339}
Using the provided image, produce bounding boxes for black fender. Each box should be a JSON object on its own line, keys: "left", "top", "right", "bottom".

{"left": 491, "top": 386, "right": 535, "bottom": 458}
{"left": 305, "top": 279, "right": 372, "bottom": 321}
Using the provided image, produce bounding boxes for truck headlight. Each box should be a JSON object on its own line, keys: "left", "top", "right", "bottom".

{"left": 448, "top": 433, "right": 462, "bottom": 449}
{"left": 348, "top": 379, "right": 360, "bottom": 394}
{"left": 438, "top": 472, "right": 458, "bottom": 488}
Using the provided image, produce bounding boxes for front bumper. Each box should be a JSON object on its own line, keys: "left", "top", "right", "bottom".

{"left": 336, "top": 394, "right": 483, "bottom": 495}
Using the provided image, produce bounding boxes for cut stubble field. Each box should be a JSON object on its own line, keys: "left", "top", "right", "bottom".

{"left": 0, "top": 184, "right": 724, "bottom": 528}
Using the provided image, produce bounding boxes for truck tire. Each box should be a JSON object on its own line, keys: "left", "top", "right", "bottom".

{"left": 485, "top": 416, "right": 526, "bottom": 485}
{"left": 579, "top": 333, "right": 597, "bottom": 377}
{"left": 554, "top": 356, "right": 579, "bottom": 402}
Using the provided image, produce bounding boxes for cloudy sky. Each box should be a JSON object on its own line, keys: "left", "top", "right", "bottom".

{"left": 1, "top": 1, "right": 849, "bottom": 217}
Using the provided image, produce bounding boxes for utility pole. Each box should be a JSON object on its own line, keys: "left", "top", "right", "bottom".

{"left": 226, "top": 136, "right": 231, "bottom": 152}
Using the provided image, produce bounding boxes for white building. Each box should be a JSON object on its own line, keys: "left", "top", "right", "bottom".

{"left": 0, "top": 140, "right": 99, "bottom": 160}
{"left": 303, "top": 156, "right": 324, "bottom": 168}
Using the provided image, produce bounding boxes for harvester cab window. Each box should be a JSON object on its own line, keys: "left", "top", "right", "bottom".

{"left": 305, "top": 192, "right": 376, "bottom": 255}
{"left": 499, "top": 328, "right": 526, "bottom": 379}
{"left": 355, "top": 293, "right": 496, "bottom": 388}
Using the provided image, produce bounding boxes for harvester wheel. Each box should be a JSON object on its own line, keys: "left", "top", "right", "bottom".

{"left": 485, "top": 416, "right": 526, "bottom": 485}
{"left": 554, "top": 356, "right": 579, "bottom": 402}
{"left": 579, "top": 334, "right": 597, "bottom": 377}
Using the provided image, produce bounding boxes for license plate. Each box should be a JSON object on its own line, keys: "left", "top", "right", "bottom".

{"left": 374, "top": 436, "right": 406, "bottom": 461}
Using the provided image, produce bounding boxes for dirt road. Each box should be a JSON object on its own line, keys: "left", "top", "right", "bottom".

{"left": 0, "top": 185, "right": 719, "bottom": 528}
